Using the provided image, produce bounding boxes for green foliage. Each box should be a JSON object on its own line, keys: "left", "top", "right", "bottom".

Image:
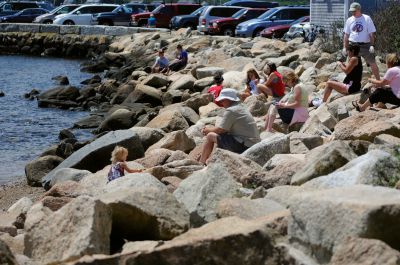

{"left": 372, "top": 3, "right": 400, "bottom": 54}
{"left": 319, "top": 20, "right": 344, "bottom": 53}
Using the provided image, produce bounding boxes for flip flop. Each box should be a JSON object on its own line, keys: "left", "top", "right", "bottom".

{"left": 352, "top": 100, "right": 361, "bottom": 112}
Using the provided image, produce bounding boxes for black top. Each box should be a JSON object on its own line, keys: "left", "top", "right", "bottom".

{"left": 343, "top": 56, "right": 362, "bottom": 89}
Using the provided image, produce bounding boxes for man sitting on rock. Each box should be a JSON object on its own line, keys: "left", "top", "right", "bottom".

{"left": 151, "top": 48, "right": 169, "bottom": 74}
{"left": 199, "top": 88, "right": 260, "bottom": 165}
{"left": 167, "top": 44, "right": 188, "bottom": 73}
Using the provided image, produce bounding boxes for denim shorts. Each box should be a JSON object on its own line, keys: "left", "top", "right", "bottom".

{"left": 217, "top": 133, "right": 248, "bottom": 154}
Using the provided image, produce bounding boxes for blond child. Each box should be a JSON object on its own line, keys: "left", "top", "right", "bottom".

{"left": 107, "top": 146, "right": 143, "bottom": 182}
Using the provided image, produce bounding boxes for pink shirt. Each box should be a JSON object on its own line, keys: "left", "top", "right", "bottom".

{"left": 383, "top": 67, "right": 400, "bottom": 99}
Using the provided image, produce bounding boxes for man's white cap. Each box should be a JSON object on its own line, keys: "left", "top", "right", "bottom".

{"left": 215, "top": 88, "right": 240, "bottom": 102}
{"left": 349, "top": 2, "right": 361, "bottom": 11}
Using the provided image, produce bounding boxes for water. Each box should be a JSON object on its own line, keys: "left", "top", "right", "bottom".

{"left": 0, "top": 55, "right": 95, "bottom": 184}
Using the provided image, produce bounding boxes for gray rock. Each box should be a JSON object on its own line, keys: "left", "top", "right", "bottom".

{"left": 289, "top": 132, "right": 324, "bottom": 154}
{"left": 196, "top": 67, "right": 224, "bottom": 79}
{"left": 173, "top": 164, "right": 241, "bottom": 227}
{"left": 0, "top": 239, "right": 17, "bottom": 265}
{"left": 330, "top": 237, "right": 400, "bottom": 265}
{"left": 182, "top": 93, "right": 213, "bottom": 112}
{"left": 291, "top": 141, "right": 357, "bottom": 185}
{"left": 24, "top": 196, "right": 112, "bottom": 264}
{"left": 242, "top": 134, "right": 290, "bottom": 166}
{"left": 374, "top": 134, "right": 400, "bottom": 146}
{"left": 42, "top": 130, "right": 144, "bottom": 189}
{"left": 122, "top": 216, "right": 282, "bottom": 265}
{"left": 207, "top": 148, "right": 266, "bottom": 186}
{"left": 74, "top": 115, "right": 104, "bottom": 129}
{"left": 168, "top": 75, "right": 195, "bottom": 91}
{"left": 129, "top": 127, "right": 165, "bottom": 151}
{"left": 309, "top": 103, "right": 337, "bottom": 130}
{"left": 217, "top": 197, "right": 285, "bottom": 220}
{"left": 103, "top": 173, "right": 167, "bottom": 194}
{"left": 303, "top": 150, "right": 400, "bottom": 189}
{"left": 7, "top": 197, "right": 33, "bottom": 216}
{"left": 25, "top": 155, "right": 64, "bottom": 187}
{"left": 243, "top": 95, "right": 268, "bottom": 117}
{"left": 265, "top": 185, "right": 312, "bottom": 208}
{"left": 299, "top": 115, "right": 332, "bottom": 137}
{"left": 193, "top": 76, "right": 214, "bottom": 92}
{"left": 141, "top": 74, "right": 170, "bottom": 88}
{"left": 145, "top": 110, "right": 189, "bottom": 133}
{"left": 146, "top": 130, "right": 195, "bottom": 154}
{"left": 99, "top": 188, "right": 189, "bottom": 240}
{"left": 148, "top": 159, "right": 204, "bottom": 180}
{"left": 49, "top": 168, "right": 91, "bottom": 188}
{"left": 288, "top": 185, "right": 400, "bottom": 263}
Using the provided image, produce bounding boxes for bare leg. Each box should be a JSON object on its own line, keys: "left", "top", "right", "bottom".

{"left": 358, "top": 99, "right": 372, "bottom": 112}
{"left": 199, "top": 132, "right": 218, "bottom": 165}
{"left": 370, "top": 63, "right": 380, "bottom": 80}
{"left": 323, "top": 80, "right": 349, "bottom": 102}
{"left": 257, "top": 84, "right": 273, "bottom": 97}
{"left": 265, "top": 105, "right": 277, "bottom": 132}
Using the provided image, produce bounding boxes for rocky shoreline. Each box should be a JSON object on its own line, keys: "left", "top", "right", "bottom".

{"left": 1, "top": 28, "right": 400, "bottom": 265}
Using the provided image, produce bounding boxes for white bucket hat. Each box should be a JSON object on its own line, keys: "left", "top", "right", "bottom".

{"left": 215, "top": 88, "right": 240, "bottom": 102}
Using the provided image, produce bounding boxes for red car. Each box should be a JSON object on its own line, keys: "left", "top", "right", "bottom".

{"left": 130, "top": 3, "right": 201, "bottom": 28}
{"left": 208, "top": 8, "right": 268, "bottom": 37}
{"left": 260, "top": 16, "right": 309, "bottom": 38}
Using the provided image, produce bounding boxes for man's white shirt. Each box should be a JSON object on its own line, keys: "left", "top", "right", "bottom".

{"left": 344, "top": 14, "right": 376, "bottom": 43}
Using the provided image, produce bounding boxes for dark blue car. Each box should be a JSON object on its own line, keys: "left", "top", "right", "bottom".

{"left": 92, "top": 3, "right": 158, "bottom": 26}
{"left": 170, "top": 6, "right": 205, "bottom": 30}
{"left": 0, "top": 8, "right": 48, "bottom": 23}
{"left": 223, "top": 0, "right": 279, "bottom": 8}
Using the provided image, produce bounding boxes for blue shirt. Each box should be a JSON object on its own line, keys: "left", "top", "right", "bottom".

{"left": 178, "top": 50, "right": 188, "bottom": 64}
{"left": 148, "top": 16, "right": 156, "bottom": 27}
{"left": 156, "top": 56, "right": 169, "bottom": 68}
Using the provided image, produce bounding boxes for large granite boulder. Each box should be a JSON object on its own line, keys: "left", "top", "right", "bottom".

{"left": 141, "top": 74, "right": 170, "bottom": 88}
{"left": 303, "top": 149, "right": 400, "bottom": 189}
{"left": 291, "top": 141, "right": 357, "bottom": 185}
{"left": 0, "top": 239, "right": 18, "bottom": 265}
{"left": 24, "top": 196, "right": 112, "bottom": 264}
{"left": 25, "top": 155, "right": 64, "bottom": 187}
{"left": 42, "top": 130, "right": 144, "bottom": 189}
{"left": 173, "top": 164, "right": 241, "bottom": 227}
{"left": 48, "top": 168, "right": 91, "bottom": 188}
{"left": 146, "top": 130, "right": 195, "bottom": 154}
{"left": 99, "top": 188, "right": 189, "bottom": 241}
{"left": 288, "top": 185, "right": 400, "bottom": 263}
{"left": 145, "top": 110, "right": 189, "bottom": 133}
{"left": 129, "top": 127, "right": 165, "bottom": 151}
{"left": 242, "top": 134, "right": 290, "bottom": 166}
{"left": 103, "top": 173, "right": 167, "bottom": 194}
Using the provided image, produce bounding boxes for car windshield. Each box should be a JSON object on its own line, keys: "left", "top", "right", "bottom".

{"left": 290, "top": 16, "right": 308, "bottom": 26}
{"left": 113, "top": 5, "right": 131, "bottom": 13}
{"left": 190, "top": 6, "right": 204, "bottom": 15}
{"left": 151, "top": 4, "right": 163, "bottom": 13}
{"left": 50, "top": 5, "right": 64, "bottom": 14}
{"left": 257, "top": 8, "right": 277, "bottom": 19}
{"left": 231, "top": 8, "right": 246, "bottom": 19}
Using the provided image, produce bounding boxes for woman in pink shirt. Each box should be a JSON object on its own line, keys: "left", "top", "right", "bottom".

{"left": 354, "top": 53, "right": 400, "bottom": 111}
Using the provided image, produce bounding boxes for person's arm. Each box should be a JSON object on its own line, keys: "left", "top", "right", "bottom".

{"left": 121, "top": 162, "right": 143, "bottom": 174}
{"left": 278, "top": 85, "right": 302, "bottom": 109}
{"left": 265, "top": 72, "right": 277, "bottom": 88}
{"left": 339, "top": 57, "right": 358, "bottom": 74}
{"left": 152, "top": 58, "right": 159, "bottom": 68}
{"left": 369, "top": 32, "right": 375, "bottom": 46}
{"left": 201, "top": 126, "right": 226, "bottom": 135}
{"left": 343, "top": 33, "right": 349, "bottom": 50}
{"left": 368, "top": 77, "right": 389, "bottom": 87}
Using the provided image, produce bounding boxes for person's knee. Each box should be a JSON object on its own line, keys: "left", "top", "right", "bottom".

{"left": 206, "top": 132, "right": 218, "bottom": 143}
{"left": 326, "top": 81, "right": 334, "bottom": 88}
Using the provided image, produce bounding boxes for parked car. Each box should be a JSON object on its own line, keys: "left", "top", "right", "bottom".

{"left": 170, "top": 6, "right": 205, "bottom": 30}
{"left": 63, "top": 0, "right": 85, "bottom": 5}
{"left": 53, "top": 4, "right": 117, "bottom": 25}
{"left": 131, "top": 3, "right": 201, "bottom": 28}
{"left": 208, "top": 7, "right": 267, "bottom": 36}
{"left": 0, "top": 1, "right": 53, "bottom": 17}
{"left": 197, "top": 6, "right": 244, "bottom": 34}
{"left": 85, "top": 0, "right": 123, "bottom": 5}
{"left": 0, "top": 8, "right": 48, "bottom": 23}
{"left": 91, "top": 3, "right": 154, "bottom": 26}
{"left": 235, "top": 6, "right": 309, "bottom": 38}
{"left": 260, "top": 15, "right": 309, "bottom": 38}
{"left": 33, "top": 4, "right": 80, "bottom": 24}
{"left": 223, "top": 0, "right": 278, "bottom": 8}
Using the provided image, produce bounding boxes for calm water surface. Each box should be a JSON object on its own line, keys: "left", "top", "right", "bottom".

{"left": 0, "top": 55, "right": 94, "bottom": 184}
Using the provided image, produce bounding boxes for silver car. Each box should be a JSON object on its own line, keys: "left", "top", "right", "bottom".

{"left": 197, "top": 5, "right": 243, "bottom": 34}
{"left": 33, "top": 4, "right": 80, "bottom": 24}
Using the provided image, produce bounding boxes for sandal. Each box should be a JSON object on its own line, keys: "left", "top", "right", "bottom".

{"left": 352, "top": 100, "right": 361, "bottom": 112}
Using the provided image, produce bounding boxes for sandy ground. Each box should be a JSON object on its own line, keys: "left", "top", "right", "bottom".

{"left": 0, "top": 178, "right": 44, "bottom": 212}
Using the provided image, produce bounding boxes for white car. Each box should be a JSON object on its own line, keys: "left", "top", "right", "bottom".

{"left": 53, "top": 4, "right": 117, "bottom": 25}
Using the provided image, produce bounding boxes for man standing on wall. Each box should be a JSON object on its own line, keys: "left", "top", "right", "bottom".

{"left": 343, "top": 2, "right": 380, "bottom": 80}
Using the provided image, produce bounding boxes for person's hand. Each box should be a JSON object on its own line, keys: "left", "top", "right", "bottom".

{"left": 201, "top": 127, "right": 209, "bottom": 136}
{"left": 369, "top": 46, "right": 375, "bottom": 54}
{"left": 276, "top": 102, "right": 286, "bottom": 109}
{"left": 342, "top": 48, "right": 347, "bottom": 57}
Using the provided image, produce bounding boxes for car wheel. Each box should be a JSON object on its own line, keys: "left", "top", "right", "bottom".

{"left": 252, "top": 28, "right": 263, "bottom": 38}
{"left": 138, "top": 20, "right": 147, "bottom": 27}
{"left": 222, "top": 27, "right": 234, "bottom": 37}
{"left": 63, "top": 20, "right": 75, "bottom": 25}
{"left": 43, "top": 20, "right": 52, "bottom": 24}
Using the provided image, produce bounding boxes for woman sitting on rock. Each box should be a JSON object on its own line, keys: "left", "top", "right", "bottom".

{"left": 264, "top": 72, "right": 309, "bottom": 132}
{"left": 257, "top": 62, "right": 286, "bottom": 100}
{"left": 107, "top": 146, "right": 143, "bottom": 182}
{"left": 207, "top": 74, "right": 224, "bottom": 107}
{"left": 240, "top": 68, "right": 264, "bottom": 100}
{"left": 353, "top": 53, "right": 400, "bottom": 111}
{"left": 322, "top": 43, "right": 362, "bottom": 103}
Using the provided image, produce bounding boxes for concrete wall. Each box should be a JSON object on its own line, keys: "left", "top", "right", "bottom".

{"left": 0, "top": 23, "right": 170, "bottom": 36}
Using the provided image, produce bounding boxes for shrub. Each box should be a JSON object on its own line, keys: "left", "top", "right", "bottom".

{"left": 372, "top": 3, "right": 400, "bottom": 54}
{"left": 319, "top": 20, "right": 344, "bottom": 54}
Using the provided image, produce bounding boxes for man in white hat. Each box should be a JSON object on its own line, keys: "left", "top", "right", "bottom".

{"left": 199, "top": 88, "right": 260, "bottom": 165}
{"left": 343, "top": 2, "right": 380, "bottom": 80}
